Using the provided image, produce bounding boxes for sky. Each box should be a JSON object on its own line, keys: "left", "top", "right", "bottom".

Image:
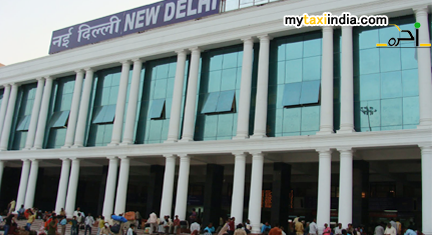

{"left": 0, "top": 0, "right": 161, "bottom": 66}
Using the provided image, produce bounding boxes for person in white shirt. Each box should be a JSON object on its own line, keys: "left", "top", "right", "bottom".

{"left": 127, "top": 224, "right": 135, "bottom": 235}
{"left": 309, "top": 219, "right": 318, "bottom": 235}
{"left": 335, "top": 223, "right": 343, "bottom": 235}
{"left": 190, "top": 222, "right": 201, "bottom": 233}
{"left": 384, "top": 223, "right": 396, "bottom": 235}
{"left": 375, "top": 223, "right": 385, "bottom": 235}
{"left": 73, "top": 207, "right": 85, "bottom": 218}
{"left": 85, "top": 213, "right": 95, "bottom": 235}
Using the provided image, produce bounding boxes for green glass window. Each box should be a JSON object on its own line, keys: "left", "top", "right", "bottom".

{"left": 16, "top": 115, "right": 31, "bottom": 131}
{"left": 9, "top": 83, "right": 37, "bottom": 150}
{"left": 268, "top": 31, "right": 322, "bottom": 137}
{"left": 353, "top": 15, "right": 419, "bottom": 131}
{"left": 49, "top": 111, "right": 69, "bottom": 128}
{"left": 92, "top": 105, "right": 116, "bottom": 124}
{"left": 86, "top": 67, "right": 122, "bottom": 147}
{"left": 195, "top": 45, "right": 244, "bottom": 141}
{"left": 201, "top": 90, "right": 235, "bottom": 114}
{"left": 149, "top": 99, "right": 165, "bottom": 119}
{"left": 45, "top": 76, "right": 75, "bottom": 149}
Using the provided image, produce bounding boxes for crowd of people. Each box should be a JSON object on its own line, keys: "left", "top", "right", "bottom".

{"left": 0, "top": 201, "right": 425, "bottom": 235}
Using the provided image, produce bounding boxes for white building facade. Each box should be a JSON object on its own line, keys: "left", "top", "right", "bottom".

{"left": 0, "top": 0, "right": 431, "bottom": 234}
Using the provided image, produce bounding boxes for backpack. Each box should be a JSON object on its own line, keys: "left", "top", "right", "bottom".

{"left": 111, "top": 224, "right": 120, "bottom": 233}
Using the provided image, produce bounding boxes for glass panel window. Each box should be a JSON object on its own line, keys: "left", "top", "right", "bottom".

{"left": 282, "top": 82, "right": 301, "bottom": 106}
{"left": 16, "top": 115, "right": 31, "bottom": 131}
{"left": 92, "top": 105, "right": 116, "bottom": 124}
{"left": 202, "top": 92, "right": 220, "bottom": 114}
{"left": 216, "top": 90, "right": 235, "bottom": 113}
{"left": 49, "top": 110, "right": 70, "bottom": 128}
{"left": 149, "top": 99, "right": 165, "bottom": 119}
{"left": 299, "top": 80, "right": 320, "bottom": 105}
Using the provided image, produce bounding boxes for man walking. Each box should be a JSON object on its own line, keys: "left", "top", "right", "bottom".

{"left": 335, "top": 223, "right": 343, "bottom": 235}
{"left": 309, "top": 219, "right": 318, "bottom": 235}
{"left": 85, "top": 213, "right": 95, "bottom": 235}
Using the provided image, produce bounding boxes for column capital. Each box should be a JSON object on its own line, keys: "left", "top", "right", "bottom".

{"left": 74, "top": 69, "right": 84, "bottom": 74}
{"left": 163, "top": 154, "right": 177, "bottom": 159}
{"left": 60, "top": 158, "right": 71, "bottom": 162}
{"left": 316, "top": 148, "right": 332, "bottom": 155}
{"left": 132, "top": 58, "right": 144, "bottom": 63}
{"left": 341, "top": 26, "right": 353, "bottom": 31}
{"left": 177, "top": 154, "right": 191, "bottom": 160}
{"left": 322, "top": 26, "right": 334, "bottom": 32}
{"left": 413, "top": 5, "right": 429, "bottom": 16}
{"left": 175, "top": 49, "right": 187, "bottom": 55}
{"left": 69, "top": 157, "right": 80, "bottom": 162}
{"left": 36, "top": 77, "right": 44, "bottom": 82}
{"left": 120, "top": 60, "right": 132, "bottom": 65}
{"left": 189, "top": 47, "right": 201, "bottom": 53}
{"left": 118, "top": 156, "right": 128, "bottom": 160}
{"left": 29, "top": 158, "right": 39, "bottom": 163}
{"left": 107, "top": 156, "right": 118, "bottom": 160}
{"left": 44, "top": 76, "right": 55, "bottom": 81}
{"left": 2, "top": 84, "right": 11, "bottom": 88}
{"left": 21, "top": 159, "right": 30, "bottom": 163}
{"left": 232, "top": 151, "right": 248, "bottom": 157}
{"left": 241, "top": 37, "right": 254, "bottom": 43}
{"left": 337, "top": 147, "right": 354, "bottom": 153}
{"left": 84, "top": 68, "right": 93, "bottom": 72}
{"left": 257, "top": 34, "right": 273, "bottom": 41}
{"left": 10, "top": 83, "right": 20, "bottom": 87}
{"left": 419, "top": 145, "right": 432, "bottom": 152}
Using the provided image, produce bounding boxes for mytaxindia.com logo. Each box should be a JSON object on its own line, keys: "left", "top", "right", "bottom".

{"left": 284, "top": 12, "right": 389, "bottom": 28}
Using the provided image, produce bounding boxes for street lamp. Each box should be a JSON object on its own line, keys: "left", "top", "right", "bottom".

{"left": 360, "top": 106, "right": 377, "bottom": 131}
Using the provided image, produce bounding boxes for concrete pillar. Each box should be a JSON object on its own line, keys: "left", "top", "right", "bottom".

{"left": 24, "top": 159, "right": 39, "bottom": 208}
{"left": 174, "top": 155, "right": 191, "bottom": 220}
{"left": 166, "top": 50, "right": 187, "bottom": 142}
{"left": 55, "top": 158, "right": 71, "bottom": 214}
{"left": 316, "top": 149, "right": 331, "bottom": 234}
{"left": 0, "top": 84, "right": 11, "bottom": 137}
{"left": 73, "top": 69, "right": 94, "bottom": 147}
{"left": 252, "top": 35, "right": 271, "bottom": 138}
{"left": 24, "top": 78, "right": 44, "bottom": 149}
{"left": 15, "top": 159, "right": 30, "bottom": 211}
{"left": 421, "top": 145, "right": 432, "bottom": 235}
{"left": 0, "top": 83, "right": 19, "bottom": 150}
{"left": 160, "top": 155, "right": 176, "bottom": 217}
{"left": 102, "top": 157, "right": 119, "bottom": 218}
{"left": 338, "top": 148, "right": 353, "bottom": 227}
{"left": 63, "top": 70, "right": 84, "bottom": 148}
{"left": 114, "top": 156, "right": 130, "bottom": 214}
{"left": 65, "top": 158, "right": 80, "bottom": 218}
{"left": 230, "top": 152, "right": 247, "bottom": 222}
{"left": 248, "top": 152, "right": 264, "bottom": 233}
{"left": 34, "top": 77, "right": 55, "bottom": 149}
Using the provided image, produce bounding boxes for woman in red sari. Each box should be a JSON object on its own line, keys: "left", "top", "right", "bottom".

{"left": 323, "top": 224, "right": 331, "bottom": 235}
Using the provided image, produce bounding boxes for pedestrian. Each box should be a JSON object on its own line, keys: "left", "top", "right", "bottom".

{"left": 173, "top": 215, "right": 181, "bottom": 235}
{"left": 323, "top": 224, "right": 331, "bottom": 235}
{"left": 135, "top": 212, "right": 142, "bottom": 229}
{"left": 7, "top": 199, "right": 16, "bottom": 216}
{"left": 26, "top": 210, "right": 36, "bottom": 231}
{"left": 98, "top": 216, "right": 106, "bottom": 235}
{"left": 70, "top": 216, "right": 79, "bottom": 235}
{"left": 47, "top": 216, "right": 58, "bottom": 235}
{"left": 385, "top": 223, "right": 396, "bottom": 235}
{"left": 101, "top": 223, "right": 113, "bottom": 235}
{"left": 190, "top": 221, "right": 201, "bottom": 234}
{"left": 335, "top": 223, "right": 343, "bottom": 235}
{"left": 262, "top": 222, "right": 272, "bottom": 234}
{"left": 218, "top": 219, "right": 230, "bottom": 235}
{"left": 304, "top": 223, "right": 310, "bottom": 235}
{"left": 189, "top": 209, "right": 197, "bottom": 224}
{"left": 404, "top": 226, "right": 416, "bottom": 235}
{"left": 396, "top": 219, "right": 402, "bottom": 235}
{"left": 229, "top": 218, "right": 236, "bottom": 235}
{"left": 60, "top": 216, "right": 68, "bottom": 235}
{"left": 17, "top": 205, "right": 25, "bottom": 220}
{"left": 294, "top": 218, "right": 303, "bottom": 235}
{"left": 60, "top": 208, "right": 66, "bottom": 217}
{"left": 127, "top": 224, "right": 135, "bottom": 235}
{"left": 4, "top": 213, "right": 15, "bottom": 235}
{"left": 309, "top": 219, "right": 318, "bottom": 235}
{"left": 148, "top": 212, "right": 158, "bottom": 234}
{"left": 85, "top": 213, "right": 95, "bottom": 235}
{"left": 204, "top": 223, "right": 216, "bottom": 234}
{"left": 375, "top": 223, "right": 385, "bottom": 235}
{"left": 234, "top": 224, "right": 247, "bottom": 235}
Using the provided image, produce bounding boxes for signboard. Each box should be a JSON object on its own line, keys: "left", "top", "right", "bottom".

{"left": 49, "top": 0, "right": 220, "bottom": 54}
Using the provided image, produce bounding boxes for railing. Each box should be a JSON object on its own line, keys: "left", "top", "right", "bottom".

{"left": 220, "top": 0, "right": 282, "bottom": 12}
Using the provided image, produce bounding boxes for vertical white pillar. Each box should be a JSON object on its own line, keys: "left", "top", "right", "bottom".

{"left": 316, "top": 149, "right": 332, "bottom": 234}
{"left": 0, "top": 161, "right": 4, "bottom": 194}
{"left": 230, "top": 152, "right": 247, "bottom": 223}
{"left": 63, "top": 70, "right": 84, "bottom": 148}
{"left": 0, "top": 84, "right": 11, "bottom": 137}
{"left": 252, "top": 35, "right": 271, "bottom": 138}
{"left": 114, "top": 156, "right": 130, "bottom": 215}
{"left": 122, "top": 59, "right": 143, "bottom": 145}
{"left": 0, "top": 83, "right": 19, "bottom": 151}
{"left": 166, "top": 50, "right": 187, "bottom": 142}
{"left": 414, "top": 7, "right": 432, "bottom": 128}
{"left": 102, "top": 157, "right": 119, "bottom": 218}
{"left": 234, "top": 38, "right": 254, "bottom": 139}
{"left": 24, "top": 159, "right": 39, "bottom": 208}
{"left": 65, "top": 158, "right": 80, "bottom": 218}
{"left": 174, "top": 155, "right": 191, "bottom": 220}
{"left": 421, "top": 145, "right": 432, "bottom": 235}
{"left": 55, "top": 158, "right": 71, "bottom": 214}
{"left": 180, "top": 48, "right": 201, "bottom": 142}
{"left": 73, "top": 68, "right": 94, "bottom": 147}
{"left": 15, "top": 159, "right": 30, "bottom": 212}
{"left": 318, "top": 27, "right": 334, "bottom": 135}
{"left": 24, "top": 78, "right": 45, "bottom": 149}
{"left": 160, "top": 155, "right": 176, "bottom": 217}
{"left": 338, "top": 148, "right": 353, "bottom": 227}
{"left": 338, "top": 26, "right": 355, "bottom": 133}
{"left": 33, "top": 77, "right": 54, "bottom": 149}
{"left": 110, "top": 61, "right": 131, "bottom": 145}
{"left": 248, "top": 152, "right": 264, "bottom": 234}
